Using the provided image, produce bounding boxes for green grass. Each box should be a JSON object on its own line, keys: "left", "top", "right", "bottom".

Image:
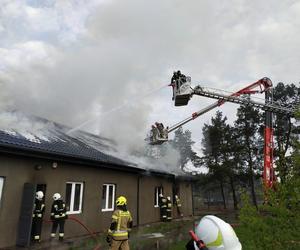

{"left": 69, "top": 218, "right": 195, "bottom": 250}
{"left": 167, "top": 240, "right": 187, "bottom": 250}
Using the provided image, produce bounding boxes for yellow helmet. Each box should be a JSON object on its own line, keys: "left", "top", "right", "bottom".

{"left": 116, "top": 196, "right": 127, "bottom": 206}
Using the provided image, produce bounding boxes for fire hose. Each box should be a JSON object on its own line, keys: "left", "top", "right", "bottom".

{"left": 189, "top": 230, "right": 206, "bottom": 249}
{"left": 43, "top": 216, "right": 101, "bottom": 250}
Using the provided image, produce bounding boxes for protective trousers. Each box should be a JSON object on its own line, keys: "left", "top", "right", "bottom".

{"left": 177, "top": 206, "right": 183, "bottom": 217}
{"left": 161, "top": 207, "right": 167, "bottom": 222}
{"left": 109, "top": 239, "right": 130, "bottom": 250}
{"left": 166, "top": 208, "right": 172, "bottom": 221}
{"left": 166, "top": 201, "right": 172, "bottom": 221}
{"left": 51, "top": 219, "right": 65, "bottom": 240}
{"left": 32, "top": 217, "right": 43, "bottom": 241}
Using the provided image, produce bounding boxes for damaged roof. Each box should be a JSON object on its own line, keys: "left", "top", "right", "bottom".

{"left": 0, "top": 111, "right": 140, "bottom": 171}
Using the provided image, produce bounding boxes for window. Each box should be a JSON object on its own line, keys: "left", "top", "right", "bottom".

{"left": 154, "top": 186, "right": 163, "bottom": 207}
{"left": 66, "top": 182, "right": 84, "bottom": 214}
{"left": 102, "top": 184, "right": 115, "bottom": 211}
{"left": 0, "top": 177, "right": 4, "bottom": 205}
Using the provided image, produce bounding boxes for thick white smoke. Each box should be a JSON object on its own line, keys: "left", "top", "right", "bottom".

{"left": 1, "top": 0, "right": 300, "bottom": 174}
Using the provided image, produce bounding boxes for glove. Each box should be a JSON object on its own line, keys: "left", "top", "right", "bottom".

{"left": 106, "top": 235, "right": 112, "bottom": 244}
{"left": 197, "top": 241, "right": 208, "bottom": 250}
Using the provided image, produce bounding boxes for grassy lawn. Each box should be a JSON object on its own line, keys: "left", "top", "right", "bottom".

{"left": 70, "top": 217, "right": 196, "bottom": 250}
{"left": 69, "top": 212, "right": 240, "bottom": 250}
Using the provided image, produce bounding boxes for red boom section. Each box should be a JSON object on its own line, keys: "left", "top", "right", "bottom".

{"left": 264, "top": 88, "right": 275, "bottom": 189}
{"left": 168, "top": 78, "right": 273, "bottom": 133}
{"left": 264, "top": 127, "right": 274, "bottom": 188}
{"left": 217, "top": 77, "right": 273, "bottom": 106}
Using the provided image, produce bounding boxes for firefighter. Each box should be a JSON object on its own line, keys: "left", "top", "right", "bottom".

{"left": 166, "top": 196, "right": 172, "bottom": 222}
{"left": 176, "top": 70, "right": 187, "bottom": 83}
{"left": 175, "top": 194, "right": 183, "bottom": 217}
{"left": 171, "top": 71, "right": 178, "bottom": 100}
{"left": 107, "top": 196, "right": 133, "bottom": 250}
{"left": 171, "top": 71, "right": 178, "bottom": 84}
{"left": 159, "top": 193, "right": 167, "bottom": 222}
{"left": 155, "top": 122, "right": 166, "bottom": 139}
{"left": 151, "top": 125, "right": 158, "bottom": 142}
{"left": 32, "top": 191, "right": 45, "bottom": 243}
{"left": 186, "top": 215, "right": 242, "bottom": 250}
{"left": 50, "top": 193, "right": 68, "bottom": 241}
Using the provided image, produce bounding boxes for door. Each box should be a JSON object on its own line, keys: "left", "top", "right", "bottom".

{"left": 16, "top": 183, "right": 36, "bottom": 247}
{"left": 30, "top": 184, "right": 47, "bottom": 239}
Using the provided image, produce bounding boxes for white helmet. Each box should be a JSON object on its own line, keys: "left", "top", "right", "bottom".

{"left": 53, "top": 193, "right": 61, "bottom": 200}
{"left": 195, "top": 215, "right": 242, "bottom": 250}
{"left": 36, "top": 191, "right": 44, "bottom": 200}
{"left": 167, "top": 196, "right": 171, "bottom": 201}
{"left": 159, "top": 193, "right": 163, "bottom": 197}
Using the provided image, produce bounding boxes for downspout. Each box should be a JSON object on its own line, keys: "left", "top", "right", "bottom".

{"left": 172, "top": 175, "right": 177, "bottom": 216}
{"left": 136, "top": 174, "right": 141, "bottom": 226}
{"left": 191, "top": 181, "right": 195, "bottom": 216}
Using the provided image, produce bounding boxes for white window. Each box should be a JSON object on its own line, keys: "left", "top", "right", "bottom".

{"left": 102, "top": 184, "right": 115, "bottom": 212}
{"left": 0, "top": 177, "right": 4, "bottom": 205}
{"left": 65, "top": 182, "right": 84, "bottom": 214}
{"left": 154, "top": 186, "right": 163, "bottom": 207}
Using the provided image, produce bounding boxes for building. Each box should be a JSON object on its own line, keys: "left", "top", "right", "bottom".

{"left": 0, "top": 113, "right": 193, "bottom": 248}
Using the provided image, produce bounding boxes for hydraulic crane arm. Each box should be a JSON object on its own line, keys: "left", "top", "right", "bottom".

{"left": 167, "top": 78, "right": 294, "bottom": 134}
{"left": 149, "top": 78, "right": 271, "bottom": 143}
{"left": 192, "top": 86, "right": 295, "bottom": 116}
{"left": 148, "top": 73, "right": 295, "bottom": 190}
{"left": 149, "top": 77, "right": 293, "bottom": 143}
{"left": 167, "top": 77, "right": 293, "bottom": 133}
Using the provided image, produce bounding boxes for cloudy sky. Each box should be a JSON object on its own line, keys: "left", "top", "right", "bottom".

{"left": 0, "top": 0, "right": 300, "bottom": 155}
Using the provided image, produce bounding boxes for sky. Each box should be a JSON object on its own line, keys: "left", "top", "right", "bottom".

{"left": 0, "top": 0, "right": 300, "bottom": 163}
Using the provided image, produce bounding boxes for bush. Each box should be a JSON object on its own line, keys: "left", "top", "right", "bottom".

{"left": 237, "top": 178, "right": 300, "bottom": 250}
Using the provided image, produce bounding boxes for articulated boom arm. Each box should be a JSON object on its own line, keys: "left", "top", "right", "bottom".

{"left": 168, "top": 77, "right": 286, "bottom": 133}
{"left": 148, "top": 74, "right": 295, "bottom": 189}
{"left": 150, "top": 77, "right": 293, "bottom": 139}
{"left": 192, "top": 85, "right": 295, "bottom": 116}
{"left": 228, "top": 77, "right": 272, "bottom": 95}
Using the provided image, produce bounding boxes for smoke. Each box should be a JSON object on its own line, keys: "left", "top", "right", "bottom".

{"left": 0, "top": 111, "right": 56, "bottom": 143}
{"left": 2, "top": 0, "right": 299, "bottom": 173}
{"left": 107, "top": 142, "right": 184, "bottom": 175}
{"left": 0, "top": 0, "right": 189, "bottom": 155}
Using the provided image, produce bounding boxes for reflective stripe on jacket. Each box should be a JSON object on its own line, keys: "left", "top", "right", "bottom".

{"left": 109, "top": 209, "right": 132, "bottom": 240}
{"left": 175, "top": 197, "right": 182, "bottom": 207}
{"left": 51, "top": 200, "right": 67, "bottom": 220}
{"left": 33, "top": 200, "right": 45, "bottom": 218}
{"left": 167, "top": 200, "right": 172, "bottom": 209}
{"left": 160, "top": 198, "right": 167, "bottom": 208}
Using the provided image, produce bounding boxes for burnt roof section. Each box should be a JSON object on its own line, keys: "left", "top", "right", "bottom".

{"left": 0, "top": 112, "right": 141, "bottom": 171}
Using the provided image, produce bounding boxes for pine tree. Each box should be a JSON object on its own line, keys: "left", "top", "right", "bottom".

{"left": 201, "top": 111, "right": 231, "bottom": 209}
{"left": 235, "top": 105, "right": 262, "bottom": 208}
{"left": 223, "top": 125, "right": 245, "bottom": 209}
{"left": 272, "top": 82, "right": 300, "bottom": 183}
{"left": 170, "top": 127, "right": 197, "bottom": 170}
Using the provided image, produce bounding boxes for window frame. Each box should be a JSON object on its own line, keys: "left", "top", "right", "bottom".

{"left": 101, "top": 184, "right": 116, "bottom": 212}
{"left": 66, "top": 181, "right": 84, "bottom": 215}
{"left": 0, "top": 177, "right": 4, "bottom": 207}
{"left": 154, "top": 186, "right": 163, "bottom": 208}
